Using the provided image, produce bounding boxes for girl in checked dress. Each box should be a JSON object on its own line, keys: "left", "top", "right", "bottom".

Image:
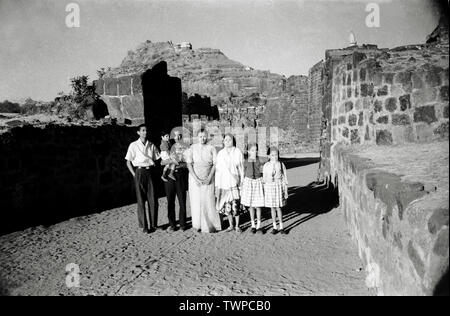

{"left": 241, "top": 143, "right": 265, "bottom": 234}
{"left": 263, "top": 147, "right": 288, "bottom": 235}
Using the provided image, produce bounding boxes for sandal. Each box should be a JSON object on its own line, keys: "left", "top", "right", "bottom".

{"left": 226, "top": 226, "right": 234, "bottom": 232}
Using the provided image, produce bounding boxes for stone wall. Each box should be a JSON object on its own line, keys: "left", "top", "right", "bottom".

{"left": 95, "top": 75, "right": 145, "bottom": 125}
{"left": 331, "top": 47, "right": 448, "bottom": 148}
{"left": 0, "top": 123, "right": 140, "bottom": 235}
{"left": 319, "top": 14, "right": 449, "bottom": 295}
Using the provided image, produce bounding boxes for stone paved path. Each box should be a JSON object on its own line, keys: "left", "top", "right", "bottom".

{"left": 0, "top": 161, "right": 372, "bottom": 296}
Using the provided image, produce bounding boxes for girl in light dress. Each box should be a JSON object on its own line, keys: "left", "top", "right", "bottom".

{"left": 241, "top": 143, "right": 265, "bottom": 234}
{"left": 263, "top": 147, "right": 288, "bottom": 235}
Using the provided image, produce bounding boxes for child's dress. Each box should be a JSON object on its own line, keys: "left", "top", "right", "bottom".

{"left": 263, "top": 161, "right": 288, "bottom": 207}
{"left": 241, "top": 158, "right": 265, "bottom": 208}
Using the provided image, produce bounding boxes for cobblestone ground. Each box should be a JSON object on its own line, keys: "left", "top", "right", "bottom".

{"left": 0, "top": 162, "right": 372, "bottom": 296}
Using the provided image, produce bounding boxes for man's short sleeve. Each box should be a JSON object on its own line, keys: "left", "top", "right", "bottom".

{"left": 125, "top": 143, "right": 134, "bottom": 161}
{"left": 151, "top": 144, "right": 160, "bottom": 160}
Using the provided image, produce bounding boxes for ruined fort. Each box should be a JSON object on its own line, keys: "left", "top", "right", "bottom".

{"left": 0, "top": 12, "right": 448, "bottom": 296}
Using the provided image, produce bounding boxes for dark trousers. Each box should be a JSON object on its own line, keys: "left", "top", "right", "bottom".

{"left": 134, "top": 168, "right": 157, "bottom": 229}
{"left": 164, "top": 168, "right": 187, "bottom": 229}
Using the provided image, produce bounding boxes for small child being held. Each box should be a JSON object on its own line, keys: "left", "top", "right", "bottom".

{"left": 160, "top": 131, "right": 179, "bottom": 182}
{"left": 263, "top": 146, "right": 288, "bottom": 235}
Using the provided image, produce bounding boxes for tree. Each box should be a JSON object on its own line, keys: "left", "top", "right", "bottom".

{"left": 70, "top": 75, "right": 98, "bottom": 105}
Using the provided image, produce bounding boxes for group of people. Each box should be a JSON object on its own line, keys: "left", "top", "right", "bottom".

{"left": 125, "top": 124, "right": 289, "bottom": 236}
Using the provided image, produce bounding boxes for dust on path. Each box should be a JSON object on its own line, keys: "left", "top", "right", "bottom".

{"left": 0, "top": 162, "right": 372, "bottom": 296}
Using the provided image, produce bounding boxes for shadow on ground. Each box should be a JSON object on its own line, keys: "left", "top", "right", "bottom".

{"left": 229, "top": 181, "right": 339, "bottom": 235}
{"left": 280, "top": 157, "right": 321, "bottom": 170}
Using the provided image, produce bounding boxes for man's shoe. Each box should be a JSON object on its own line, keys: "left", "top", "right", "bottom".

{"left": 180, "top": 226, "right": 188, "bottom": 232}
{"left": 168, "top": 174, "right": 177, "bottom": 181}
{"left": 167, "top": 226, "right": 176, "bottom": 232}
{"left": 161, "top": 176, "right": 168, "bottom": 182}
{"left": 251, "top": 228, "right": 256, "bottom": 234}
{"left": 271, "top": 229, "right": 278, "bottom": 235}
{"left": 256, "top": 228, "right": 264, "bottom": 234}
{"left": 279, "top": 228, "right": 287, "bottom": 235}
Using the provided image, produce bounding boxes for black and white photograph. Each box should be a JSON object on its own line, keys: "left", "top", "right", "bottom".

{"left": 0, "top": 0, "right": 448, "bottom": 299}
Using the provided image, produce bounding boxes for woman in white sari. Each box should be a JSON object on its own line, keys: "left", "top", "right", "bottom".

{"left": 185, "top": 130, "right": 222, "bottom": 233}
{"left": 215, "top": 133, "right": 245, "bottom": 232}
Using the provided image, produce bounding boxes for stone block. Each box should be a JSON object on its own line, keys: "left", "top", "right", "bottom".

{"left": 377, "top": 85, "right": 389, "bottom": 96}
{"left": 338, "top": 116, "right": 346, "bottom": 125}
{"left": 395, "top": 72, "right": 412, "bottom": 92}
{"left": 391, "top": 125, "right": 414, "bottom": 143}
{"left": 355, "top": 99, "right": 362, "bottom": 111}
{"left": 353, "top": 69, "right": 358, "bottom": 82}
{"left": 360, "top": 84, "right": 369, "bottom": 97}
{"left": 425, "top": 68, "right": 442, "bottom": 87}
{"left": 415, "top": 123, "right": 434, "bottom": 142}
{"left": 350, "top": 129, "right": 360, "bottom": 144}
{"left": 433, "top": 121, "right": 449, "bottom": 139}
{"left": 364, "top": 125, "right": 370, "bottom": 141}
{"left": 374, "top": 100, "right": 383, "bottom": 112}
{"left": 384, "top": 73, "right": 394, "bottom": 85}
{"left": 94, "top": 79, "right": 104, "bottom": 95}
{"left": 360, "top": 68, "right": 367, "bottom": 82}
{"left": 347, "top": 74, "right": 352, "bottom": 85}
{"left": 358, "top": 111, "right": 363, "bottom": 126}
{"left": 118, "top": 76, "right": 132, "bottom": 95}
{"left": 349, "top": 114, "right": 357, "bottom": 126}
{"left": 412, "top": 88, "right": 437, "bottom": 106}
{"left": 132, "top": 74, "right": 142, "bottom": 94}
{"left": 376, "top": 115, "right": 389, "bottom": 124}
{"left": 412, "top": 73, "right": 424, "bottom": 89}
{"left": 444, "top": 106, "right": 449, "bottom": 119}
{"left": 104, "top": 78, "right": 118, "bottom": 96}
{"left": 392, "top": 113, "right": 410, "bottom": 125}
{"left": 385, "top": 98, "right": 397, "bottom": 112}
{"left": 342, "top": 127, "right": 349, "bottom": 138}
{"left": 413, "top": 105, "right": 437, "bottom": 124}
{"left": 100, "top": 96, "right": 123, "bottom": 120}
{"left": 373, "top": 72, "right": 383, "bottom": 86}
{"left": 121, "top": 94, "right": 144, "bottom": 120}
{"left": 439, "top": 86, "right": 449, "bottom": 101}
{"left": 399, "top": 94, "right": 411, "bottom": 111}
{"left": 376, "top": 130, "right": 393, "bottom": 145}
{"left": 347, "top": 87, "right": 352, "bottom": 98}
{"left": 369, "top": 112, "right": 374, "bottom": 124}
{"left": 345, "top": 101, "right": 353, "bottom": 112}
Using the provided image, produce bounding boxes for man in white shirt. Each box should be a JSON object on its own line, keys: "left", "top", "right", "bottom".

{"left": 125, "top": 124, "right": 160, "bottom": 233}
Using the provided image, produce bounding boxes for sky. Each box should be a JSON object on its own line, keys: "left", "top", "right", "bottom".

{"left": 0, "top": 0, "right": 443, "bottom": 102}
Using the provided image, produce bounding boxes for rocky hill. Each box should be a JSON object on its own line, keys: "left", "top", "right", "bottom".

{"left": 103, "top": 40, "right": 302, "bottom": 108}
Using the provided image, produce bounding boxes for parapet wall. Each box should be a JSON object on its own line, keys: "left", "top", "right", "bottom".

{"left": 332, "top": 142, "right": 448, "bottom": 295}
{"left": 0, "top": 123, "right": 138, "bottom": 235}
